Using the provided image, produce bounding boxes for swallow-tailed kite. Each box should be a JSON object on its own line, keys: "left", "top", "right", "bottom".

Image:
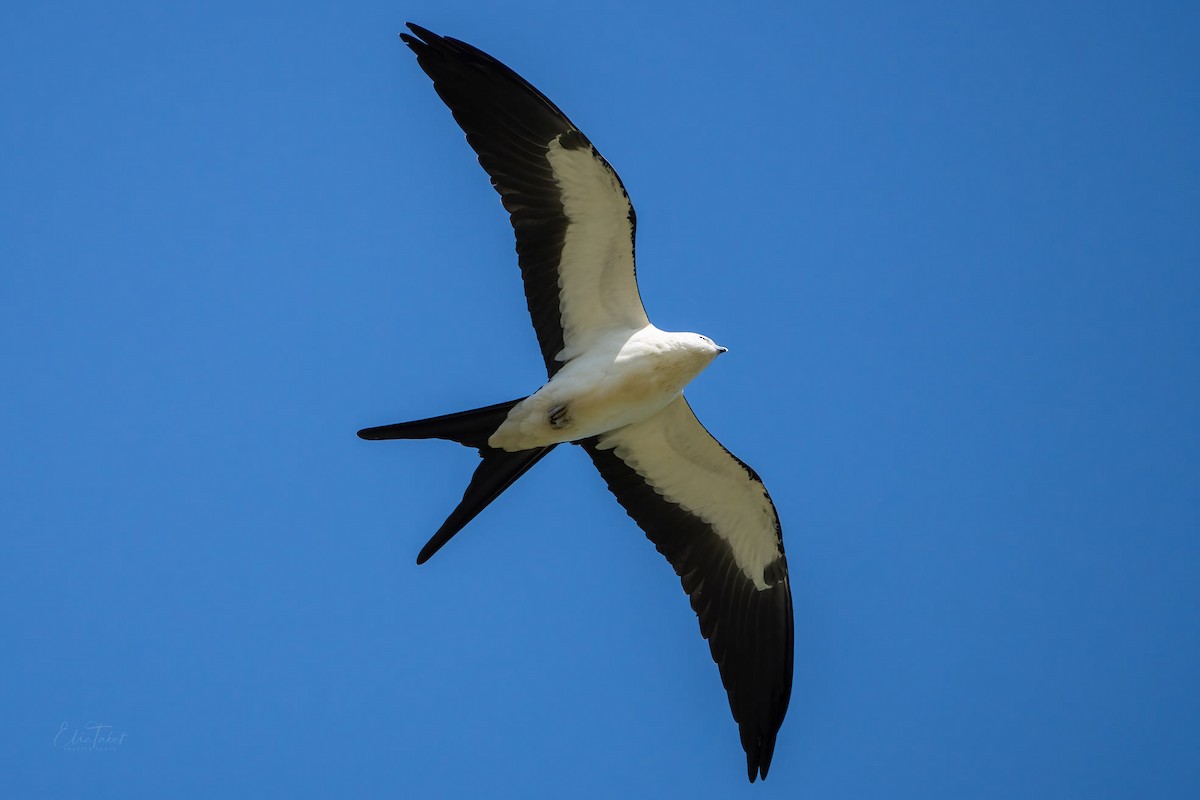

{"left": 359, "top": 23, "right": 793, "bottom": 782}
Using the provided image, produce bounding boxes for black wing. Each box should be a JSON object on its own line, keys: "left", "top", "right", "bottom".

{"left": 401, "top": 24, "right": 649, "bottom": 377}
{"left": 583, "top": 398, "right": 793, "bottom": 782}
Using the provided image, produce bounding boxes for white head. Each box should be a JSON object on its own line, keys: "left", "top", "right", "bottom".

{"left": 680, "top": 332, "right": 728, "bottom": 361}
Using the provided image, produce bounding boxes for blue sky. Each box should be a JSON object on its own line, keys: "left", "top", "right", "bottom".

{"left": 3, "top": 1, "right": 1198, "bottom": 797}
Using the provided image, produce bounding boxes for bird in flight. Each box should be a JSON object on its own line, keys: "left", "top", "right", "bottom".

{"left": 359, "top": 23, "right": 793, "bottom": 782}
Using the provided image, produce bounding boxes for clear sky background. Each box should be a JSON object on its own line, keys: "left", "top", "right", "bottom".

{"left": 3, "top": 1, "right": 1198, "bottom": 798}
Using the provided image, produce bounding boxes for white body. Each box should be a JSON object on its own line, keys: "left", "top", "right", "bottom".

{"left": 488, "top": 325, "right": 725, "bottom": 451}
{"left": 391, "top": 28, "right": 794, "bottom": 780}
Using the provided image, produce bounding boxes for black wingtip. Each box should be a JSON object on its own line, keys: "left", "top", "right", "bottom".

{"left": 401, "top": 22, "right": 442, "bottom": 51}
{"left": 404, "top": 22, "right": 433, "bottom": 39}
{"left": 743, "top": 726, "right": 779, "bottom": 782}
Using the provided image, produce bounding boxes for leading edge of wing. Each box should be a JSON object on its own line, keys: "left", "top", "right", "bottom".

{"left": 400, "top": 24, "right": 648, "bottom": 375}
{"left": 582, "top": 397, "right": 794, "bottom": 781}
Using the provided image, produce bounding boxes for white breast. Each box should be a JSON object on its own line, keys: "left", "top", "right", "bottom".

{"left": 488, "top": 326, "right": 717, "bottom": 451}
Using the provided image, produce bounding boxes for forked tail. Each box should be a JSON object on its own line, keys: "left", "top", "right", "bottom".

{"left": 358, "top": 399, "right": 556, "bottom": 563}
